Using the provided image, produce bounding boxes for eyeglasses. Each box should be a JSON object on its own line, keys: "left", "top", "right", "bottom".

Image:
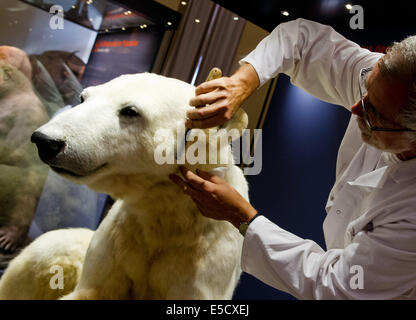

{"left": 358, "top": 67, "right": 416, "bottom": 132}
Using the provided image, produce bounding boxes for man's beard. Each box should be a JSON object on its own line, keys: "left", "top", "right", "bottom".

{"left": 357, "top": 119, "right": 372, "bottom": 143}
{"left": 357, "top": 118, "right": 373, "bottom": 142}
{"left": 356, "top": 117, "right": 410, "bottom": 154}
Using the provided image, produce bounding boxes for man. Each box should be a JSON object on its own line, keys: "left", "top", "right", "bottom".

{"left": 169, "top": 18, "right": 416, "bottom": 299}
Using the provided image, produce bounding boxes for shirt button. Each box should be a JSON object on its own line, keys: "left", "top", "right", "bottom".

{"left": 336, "top": 209, "right": 342, "bottom": 215}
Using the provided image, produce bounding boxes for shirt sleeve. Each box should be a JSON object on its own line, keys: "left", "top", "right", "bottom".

{"left": 242, "top": 216, "right": 416, "bottom": 300}
{"left": 239, "top": 18, "right": 384, "bottom": 109}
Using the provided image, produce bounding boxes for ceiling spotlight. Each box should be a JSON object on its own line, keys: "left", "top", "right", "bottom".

{"left": 72, "top": 5, "right": 76, "bottom": 9}
{"left": 233, "top": 16, "right": 239, "bottom": 21}
{"left": 122, "top": 27, "right": 126, "bottom": 31}
{"left": 181, "top": 1, "right": 187, "bottom": 5}
{"left": 167, "top": 21, "right": 172, "bottom": 26}
{"left": 140, "top": 24, "right": 147, "bottom": 29}
{"left": 195, "top": 18, "right": 200, "bottom": 23}
{"left": 105, "top": 29, "right": 109, "bottom": 32}
{"left": 281, "top": 10, "right": 289, "bottom": 16}
{"left": 346, "top": 4, "right": 353, "bottom": 10}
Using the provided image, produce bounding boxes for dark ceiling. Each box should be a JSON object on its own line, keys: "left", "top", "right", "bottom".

{"left": 212, "top": 0, "right": 415, "bottom": 34}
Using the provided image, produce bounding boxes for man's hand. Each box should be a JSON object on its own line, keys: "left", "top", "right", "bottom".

{"left": 169, "top": 166, "right": 257, "bottom": 228}
{"left": 186, "top": 63, "right": 259, "bottom": 129}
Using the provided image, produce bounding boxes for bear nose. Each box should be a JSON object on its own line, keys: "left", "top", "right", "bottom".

{"left": 31, "top": 131, "right": 65, "bottom": 162}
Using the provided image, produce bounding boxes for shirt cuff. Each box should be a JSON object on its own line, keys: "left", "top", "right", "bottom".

{"left": 241, "top": 215, "right": 266, "bottom": 272}
{"left": 238, "top": 58, "right": 267, "bottom": 88}
{"left": 241, "top": 215, "right": 305, "bottom": 275}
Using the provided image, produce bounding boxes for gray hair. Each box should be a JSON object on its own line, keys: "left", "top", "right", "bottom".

{"left": 378, "top": 35, "right": 416, "bottom": 138}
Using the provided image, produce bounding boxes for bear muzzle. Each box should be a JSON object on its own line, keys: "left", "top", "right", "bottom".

{"left": 31, "top": 130, "right": 108, "bottom": 178}
{"left": 31, "top": 131, "right": 66, "bottom": 163}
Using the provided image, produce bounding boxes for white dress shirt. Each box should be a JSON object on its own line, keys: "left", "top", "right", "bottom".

{"left": 239, "top": 18, "right": 416, "bottom": 299}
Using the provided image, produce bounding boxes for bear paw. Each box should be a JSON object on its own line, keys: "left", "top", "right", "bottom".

{"left": 0, "top": 225, "right": 26, "bottom": 253}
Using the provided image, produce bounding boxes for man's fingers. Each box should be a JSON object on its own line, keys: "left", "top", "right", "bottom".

{"left": 194, "top": 78, "right": 225, "bottom": 95}
{"left": 185, "top": 113, "right": 230, "bottom": 129}
{"left": 169, "top": 173, "right": 188, "bottom": 190}
{"left": 179, "top": 166, "right": 225, "bottom": 185}
{"left": 189, "top": 90, "right": 224, "bottom": 108}
{"left": 169, "top": 174, "right": 198, "bottom": 196}
{"left": 179, "top": 166, "right": 214, "bottom": 192}
{"left": 186, "top": 104, "right": 221, "bottom": 120}
{"left": 196, "top": 168, "right": 224, "bottom": 184}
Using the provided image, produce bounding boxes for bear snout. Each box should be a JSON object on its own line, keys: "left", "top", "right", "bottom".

{"left": 31, "top": 131, "right": 66, "bottom": 163}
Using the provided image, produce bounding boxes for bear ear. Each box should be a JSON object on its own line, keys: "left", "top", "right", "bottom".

{"left": 217, "top": 108, "right": 248, "bottom": 141}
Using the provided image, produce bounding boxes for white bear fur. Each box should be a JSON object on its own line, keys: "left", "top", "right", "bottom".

{"left": 0, "top": 73, "right": 249, "bottom": 299}
{"left": 0, "top": 228, "right": 93, "bottom": 299}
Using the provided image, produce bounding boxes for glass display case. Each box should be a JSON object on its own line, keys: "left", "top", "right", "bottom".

{"left": 0, "top": 0, "right": 180, "bottom": 274}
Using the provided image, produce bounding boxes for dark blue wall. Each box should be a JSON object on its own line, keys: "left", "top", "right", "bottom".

{"left": 233, "top": 74, "right": 351, "bottom": 299}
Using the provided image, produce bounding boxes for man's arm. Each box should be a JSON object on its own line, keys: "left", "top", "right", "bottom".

{"left": 243, "top": 215, "right": 416, "bottom": 299}
{"left": 187, "top": 18, "right": 383, "bottom": 129}
{"left": 170, "top": 167, "right": 416, "bottom": 299}
{"left": 242, "top": 18, "right": 383, "bottom": 108}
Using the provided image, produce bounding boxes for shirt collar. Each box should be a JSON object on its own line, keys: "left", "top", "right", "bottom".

{"left": 389, "top": 157, "right": 416, "bottom": 184}
{"left": 347, "top": 165, "right": 390, "bottom": 189}
{"left": 347, "top": 154, "right": 416, "bottom": 189}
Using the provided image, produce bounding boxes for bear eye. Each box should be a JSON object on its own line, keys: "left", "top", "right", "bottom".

{"left": 119, "top": 106, "right": 140, "bottom": 117}
{"left": 79, "top": 95, "right": 85, "bottom": 103}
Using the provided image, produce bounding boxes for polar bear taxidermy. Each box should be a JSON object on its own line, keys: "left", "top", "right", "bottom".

{"left": 0, "top": 72, "right": 250, "bottom": 299}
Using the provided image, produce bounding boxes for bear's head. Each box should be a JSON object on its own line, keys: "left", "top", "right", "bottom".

{"left": 0, "top": 60, "right": 32, "bottom": 97}
{"left": 31, "top": 73, "right": 247, "bottom": 196}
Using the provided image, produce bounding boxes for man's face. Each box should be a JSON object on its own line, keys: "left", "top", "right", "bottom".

{"left": 351, "top": 62, "right": 413, "bottom": 155}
